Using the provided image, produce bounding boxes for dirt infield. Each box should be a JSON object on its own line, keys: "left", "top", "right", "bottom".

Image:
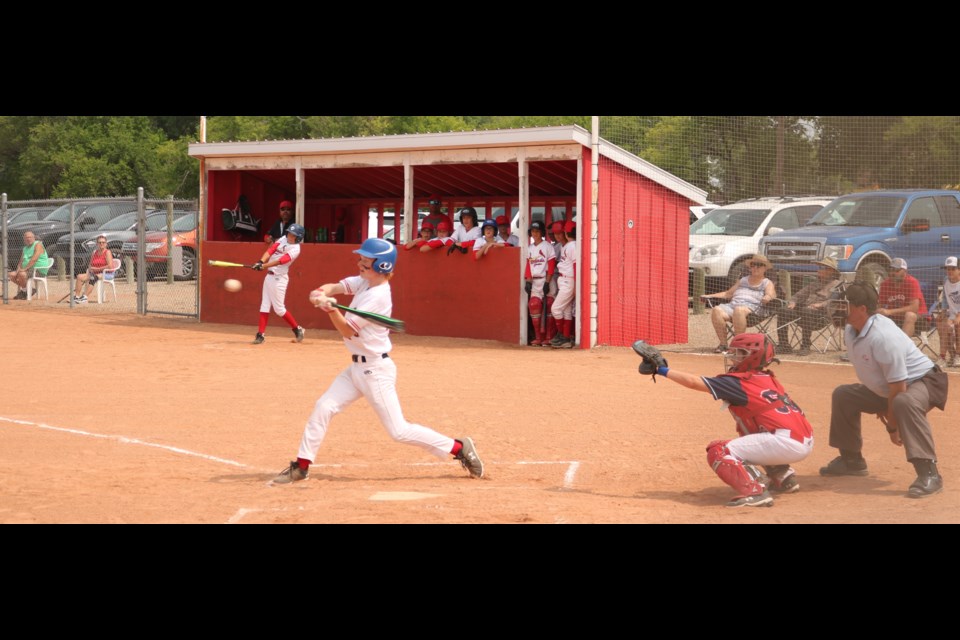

{"left": 2, "top": 303, "right": 958, "bottom": 523}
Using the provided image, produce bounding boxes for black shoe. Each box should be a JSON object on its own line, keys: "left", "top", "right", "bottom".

{"left": 14, "top": 290, "right": 27, "bottom": 300}
{"left": 294, "top": 326, "right": 305, "bottom": 342}
{"left": 908, "top": 474, "right": 944, "bottom": 498}
{"left": 252, "top": 333, "right": 265, "bottom": 345}
{"left": 819, "top": 456, "right": 868, "bottom": 476}
{"left": 908, "top": 460, "right": 943, "bottom": 498}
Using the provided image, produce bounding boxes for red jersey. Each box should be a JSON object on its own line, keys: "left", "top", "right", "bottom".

{"left": 702, "top": 371, "right": 813, "bottom": 443}
{"left": 878, "top": 274, "right": 927, "bottom": 314}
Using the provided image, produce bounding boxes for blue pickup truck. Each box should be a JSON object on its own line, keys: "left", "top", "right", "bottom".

{"left": 759, "top": 189, "right": 960, "bottom": 290}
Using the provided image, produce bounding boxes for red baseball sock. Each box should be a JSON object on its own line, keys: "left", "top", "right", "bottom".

{"left": 450, "top": 441, "right": 463, "bottom": 457}
{"left": 282, "top": 311, "right": 299, "bottom": 329}
{"left": 297, "top": 458, "right": 310, "bottom": 470}
{"left": 258, "top": 312, "right": 269, "bottom": 333}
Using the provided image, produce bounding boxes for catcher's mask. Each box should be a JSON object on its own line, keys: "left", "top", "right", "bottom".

{"left": 724, "top": 333, "right": 778, "bottom": 373}
{"left": 828, "top": 280, "right": 877, "bottom": 328}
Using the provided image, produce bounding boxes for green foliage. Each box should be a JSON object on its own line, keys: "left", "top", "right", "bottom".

{"left": 2, "top": 116, "right": 958, "bottom": 204}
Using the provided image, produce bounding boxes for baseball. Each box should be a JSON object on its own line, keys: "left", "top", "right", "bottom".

{"left": 224, "top": 278, "right": 242, "bottom": 293}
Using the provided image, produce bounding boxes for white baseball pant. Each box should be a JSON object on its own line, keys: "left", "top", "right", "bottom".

{"left": 551, "top": 275, "right": 575, "bottom": 320}
{"left": 725, "top": 431, "right": 813, "bottom": 466}
{"left": 260, "top": 273, "right": 289, "bottom": 315}
{"left": 297, "top": 357, "right": 455, "bottom": 463}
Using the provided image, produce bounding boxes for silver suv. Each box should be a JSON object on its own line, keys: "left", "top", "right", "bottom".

{"left": 689, "top": 195, "right": 832, "bottom": 292}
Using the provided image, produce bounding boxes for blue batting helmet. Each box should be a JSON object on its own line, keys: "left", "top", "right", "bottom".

{"left": 286, "top": 224, "right": 305, "bottom": 241}
{"left": 481, "top": 218, "right": 498, "bottom": 234}
{"left": 354, "top": 237, "right": 397, "bottom": 274}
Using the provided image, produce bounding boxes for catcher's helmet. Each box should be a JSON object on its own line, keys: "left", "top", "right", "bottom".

{"left": 354, "top": 237, "right": 397, "bottom": 274}
{"left": 287, "top": 223, "right": 306, "bottom": 241}
{"left": 725, "top": 333, "right": 778, "bottom": 373}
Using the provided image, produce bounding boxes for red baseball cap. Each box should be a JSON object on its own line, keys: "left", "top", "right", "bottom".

{"left": 420, "top": 221, "right": 435, "bottom": 231}
{"left": 436, "top": 220, "right": 452, "bottom": 231}
{"left": 564, "top": 220, "right": 576, "bottom": 233}
{"left": 428, "top": 194, "right": 441, "bottom": 205}
{"left": 495, "top": 215, "right": 509, "bottom": 226}
{"left": 279, "top": 200, "right": 294, "bottom": 209}
{"left": 551, "top": 221, "right": 565, "bottom": 234}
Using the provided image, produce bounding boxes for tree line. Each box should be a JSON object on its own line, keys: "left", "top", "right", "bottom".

{"left": 2, "top": 116, "right": 956, "bottom": 203}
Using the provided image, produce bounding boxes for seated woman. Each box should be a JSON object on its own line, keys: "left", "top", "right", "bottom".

{"left": 7, "top": 231, "right": 51, "bottom": 300}
{"left": 702, "top": 254, "right": 777, "bottom": 353}
{"left": 72, "top": 234, "right": 113, "bottom": 304}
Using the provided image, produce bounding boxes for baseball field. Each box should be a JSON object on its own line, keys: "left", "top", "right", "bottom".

{"left": 2, "top": 304, "right": 957, "bottom": 524}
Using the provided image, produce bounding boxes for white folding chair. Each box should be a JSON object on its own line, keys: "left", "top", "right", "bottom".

{"left": 95, "top": 258, "right": 121, "bottom": 303}
{"left": 26, "top": 260, "right": 53, "bottom": 301}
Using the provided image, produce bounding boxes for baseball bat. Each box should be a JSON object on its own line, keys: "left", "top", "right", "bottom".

{"left": 208, "top": 260, "right": 256, "bottom": 268}
{"left": 331, "top": 303, "right": 406, "bottom": 333}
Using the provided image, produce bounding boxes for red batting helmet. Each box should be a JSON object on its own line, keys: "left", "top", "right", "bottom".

{"left": 724, "top": 333, "right": 778, "bottom": 373}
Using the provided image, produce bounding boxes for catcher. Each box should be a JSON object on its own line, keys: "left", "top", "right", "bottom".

{"left": 633, "top": 334, "right": 814, "bottom": 507}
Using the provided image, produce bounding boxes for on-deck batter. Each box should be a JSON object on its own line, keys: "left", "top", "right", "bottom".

{"left": 251, "top": 224, "right": 306, "bottom": 345}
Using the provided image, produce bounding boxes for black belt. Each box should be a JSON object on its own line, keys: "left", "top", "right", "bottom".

{"left": 352, "top": 354, "right": 389, "bottom": 363}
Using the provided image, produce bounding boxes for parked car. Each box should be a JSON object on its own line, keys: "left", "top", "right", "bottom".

{"left": 3, "top": 206, "right": 56, "bottom": 226}
{"left": 760, "top": 189, "right": 960, "bottom": 290}
{"left": 689, "top": 204, "right": 718, "bottom": 225}
{"left": 51, "top": 211, "right": 171, "bottom": 276}
{"left": 6, "top": 201, "right": 138, "bottom": 270}
{"left": 689, "top": 196, "right": 832, "bottom": 292}
{"left": 122, "top": 212, "right": 198, "bottom": 279}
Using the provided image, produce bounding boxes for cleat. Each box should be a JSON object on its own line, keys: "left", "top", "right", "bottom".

{"left": 294, "top": 326, "right": 305, "bottom": 342}
{"left": 455, "top": 437, "right": 484, "bottom": 478}
{"left": 272, "top": 461, "right": 308, "bottom": 484}
{"left": 726, "top": 490, "right": 774, "bottom": 507}
{"left": 252, "top": 333, "right": 265, "bottom": 345}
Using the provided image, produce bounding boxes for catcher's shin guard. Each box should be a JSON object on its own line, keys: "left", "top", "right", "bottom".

{"left": 706, "top": 440, "right": 766, "bottom": 497}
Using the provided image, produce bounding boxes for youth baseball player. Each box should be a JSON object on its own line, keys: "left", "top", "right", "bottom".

{"left": 524, "top": 221, "right": 556, "bottom": 346}
{"left": 272, "top": 237, "right": 484, "bottom": 484}
{"left": 420, "top": 220, "right": 454, "bottom": 252}
{"left": 251, "top": 223, "right": 306, "bottom": 345}
{"left": 936, "top": 256, "right": 960, "bottom": 367}
{"left": 634, "top": 334, "right": 814, "bottom": 507}
{"left": 549, "top": 220, "right": 577, "bottom": 348}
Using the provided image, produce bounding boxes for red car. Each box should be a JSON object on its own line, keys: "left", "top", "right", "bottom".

{"left": 121, "top": 212, "right": 197, "bottom": 279}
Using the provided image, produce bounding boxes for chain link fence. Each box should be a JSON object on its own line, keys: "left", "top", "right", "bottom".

{"left": 599, "top": 116, "right": 960, "bottom": 358}
{"left": 2, "top": 190, "right": 198, "bottom": 318}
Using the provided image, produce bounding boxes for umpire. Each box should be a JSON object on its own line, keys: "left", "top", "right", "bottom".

{"left": 820, "top": 281, "right": 949, "bottom": 498}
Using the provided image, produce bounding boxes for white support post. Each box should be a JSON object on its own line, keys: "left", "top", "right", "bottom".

{"left": 295, "top": 158, "right": 304, "bottom": 226}
{"left": 589, "top": 116, "right": 600, "bottom": 349}
{"left": 518, "top": 149, "right": 529, "bottom": 345}
{"left": 403, "top": 157, "right": 413, "bottom": 245}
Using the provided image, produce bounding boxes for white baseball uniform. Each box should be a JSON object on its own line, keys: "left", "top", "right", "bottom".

{"left": 473, "top": 235, "right": 505, "bottom": 253}
{"left": 260, "top": 238, "right": 300, "bottom": 316}
{"left": 943, "top": 277, "right": 960, "bottom": 321}
{"left": 525, "top": 239, "right": 556, "bottom": 299}
{"left": 450, "top": 226, "right": 481, "bottom": 245}
{"left": 552, "top": 239, "right": 577, "bottom": 320}
{"left": 297, "top": 275, "right": 456, "bottom": 463}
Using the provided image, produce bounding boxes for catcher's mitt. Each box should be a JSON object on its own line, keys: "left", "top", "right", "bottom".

{"left": 632, "top": 339, "right": 669, "bottom": 382}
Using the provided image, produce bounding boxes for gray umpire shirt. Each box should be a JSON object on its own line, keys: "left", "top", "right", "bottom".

{"left": 845, "top": 314, "right": 934, "bottom": 397}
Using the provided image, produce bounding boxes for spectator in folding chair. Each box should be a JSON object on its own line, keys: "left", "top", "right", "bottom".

{"left": 702, "top": 254, "right": 777, "bottom": 353}
{"left": 775, "top": 257, "right": 843, "bottom": 356}
{"left": 877, "top": 258, "right": 926, "bottom": 337}
{"left": 7, "top": 231, "right": 50, "bottom": 300}
{"left": 936, "top": 256, "right": 960, "bottom": 368}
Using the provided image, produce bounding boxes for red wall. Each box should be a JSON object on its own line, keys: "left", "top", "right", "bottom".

{"left": 201, "top": 241, "right": 521, "bottom": 343}
{"left": 596, "top": 155, "right": 695, "bottom": 347}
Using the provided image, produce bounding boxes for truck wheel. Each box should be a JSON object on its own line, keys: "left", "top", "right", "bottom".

{"left": 856, "top": 261, "right": 888, "bottom": 289}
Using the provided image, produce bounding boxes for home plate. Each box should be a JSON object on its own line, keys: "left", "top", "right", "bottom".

{"left": 369, "top": 491, "right": 442, "bottom": 501}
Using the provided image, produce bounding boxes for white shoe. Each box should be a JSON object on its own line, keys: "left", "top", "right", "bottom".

{"left": 952, "top": 354, "right": 960, "bottom": 367}
{"left": 936, "top": 356, "right": 949, "bottom": 369}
